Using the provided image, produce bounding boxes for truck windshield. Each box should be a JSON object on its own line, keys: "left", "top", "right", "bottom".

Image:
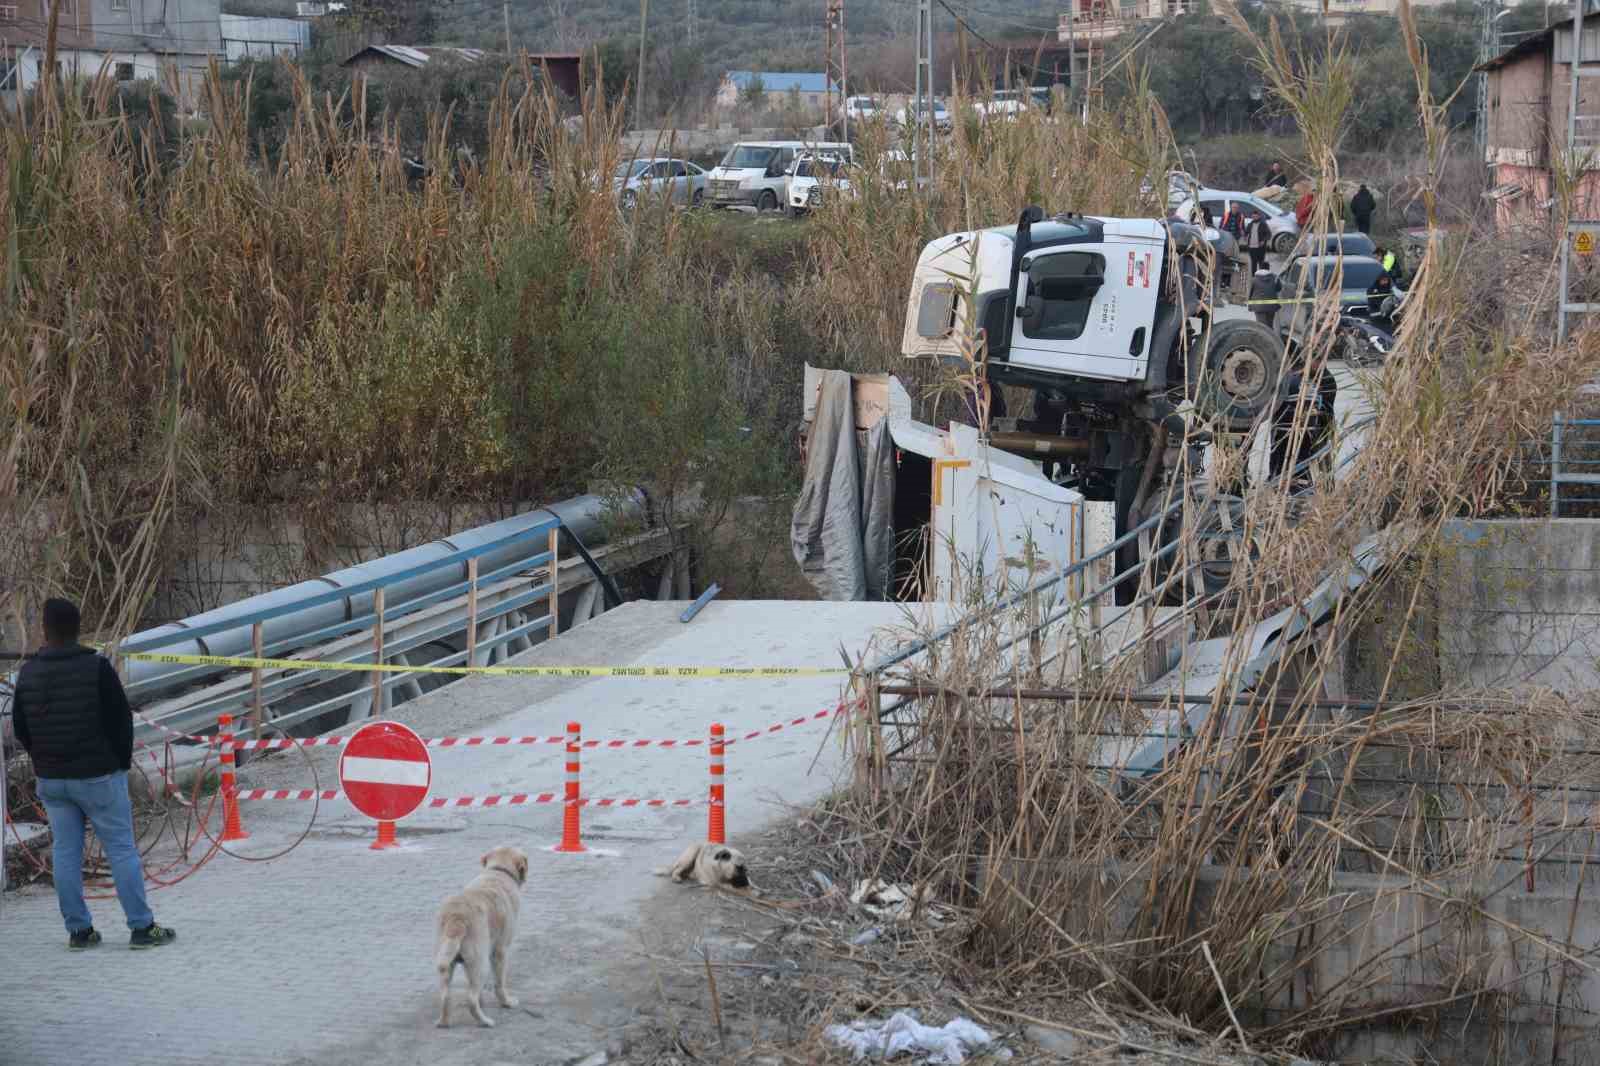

{"left": 720, "top": 145, "right": 777, "bottom": 169}
{"left": 796, "top": 157, "right": 845, "bottom": 178}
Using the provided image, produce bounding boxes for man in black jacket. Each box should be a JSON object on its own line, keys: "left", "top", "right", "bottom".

{"left": 13, "top": 599, "right": 177, "bottom": 950}
{"left": 1350, "top": 183, "right": 1377, "bottom": 234}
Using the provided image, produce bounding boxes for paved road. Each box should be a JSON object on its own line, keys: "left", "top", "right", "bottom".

{"left": 1, "top": 600, "right": 949, "bottom": 1066}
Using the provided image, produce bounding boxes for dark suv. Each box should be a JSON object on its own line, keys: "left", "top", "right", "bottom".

{"left": 1267, "top": 254, "right": 1395, "bottom": 349}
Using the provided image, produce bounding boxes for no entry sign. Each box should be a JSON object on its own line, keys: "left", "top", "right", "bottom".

{"left": 339, "top": 721, "right": 432, "bottom": 822}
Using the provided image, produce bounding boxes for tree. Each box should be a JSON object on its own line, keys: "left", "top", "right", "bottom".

{"left": 740, "top": 73, "right": 766, "bottom": 108}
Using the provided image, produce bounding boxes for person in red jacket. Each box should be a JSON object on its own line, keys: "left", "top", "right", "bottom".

{"left": 1294, "top": 189, "right": 1315, "bottom": 228}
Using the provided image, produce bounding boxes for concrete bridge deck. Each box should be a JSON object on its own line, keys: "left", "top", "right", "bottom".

{"left": 2, "top": 600, "right": 951, "bottom": 1066}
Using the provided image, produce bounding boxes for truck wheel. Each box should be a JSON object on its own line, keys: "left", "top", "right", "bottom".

{"left": 1191, "top": 318, "right": 1285, "bottom": 432}
{"left": 758, "top": 190, "right": 778, "bottom": 213}
{"left": 1273, "top": 231, "right": 1296, "bottom": 255}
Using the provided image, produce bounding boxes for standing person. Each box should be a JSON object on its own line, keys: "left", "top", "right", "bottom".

{"left": 12, "top": 599, "right": 178, "bottom": 950}
{"left": 1222, "top": 202, "right": 1245, "bottom": 240}
{"left": 1350, "top": 183, "right": 1376, "bottom": 235}
{"left": 1245, "top": 211, "right": 1272, "bottom": 274}
{"left": 1294, "top": 184, "right": 1315, "bottom": 229}
{"left": 1263, "top": 161, "right": 1288, "bottom": 188}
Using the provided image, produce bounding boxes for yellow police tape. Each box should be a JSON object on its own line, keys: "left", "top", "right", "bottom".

{"left": 112, "top": 649, "right": 850, "bottom": 678}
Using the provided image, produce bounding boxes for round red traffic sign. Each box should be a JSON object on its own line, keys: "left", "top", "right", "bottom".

{"left": 339, "top": 720, "right": 432, "bottom": 822}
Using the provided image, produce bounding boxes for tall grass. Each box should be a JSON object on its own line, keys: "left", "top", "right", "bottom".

{"left": 0, "top": 61, "right": 807, "bottom": 638}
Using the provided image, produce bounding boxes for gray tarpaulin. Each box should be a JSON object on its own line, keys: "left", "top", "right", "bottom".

{"left": 792, "top": 370, "right": 896, "bottom": 600}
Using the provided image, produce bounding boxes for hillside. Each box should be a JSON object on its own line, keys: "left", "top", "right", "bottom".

{"left": 435, "top": 0, "right": 1066, "bottom": 87}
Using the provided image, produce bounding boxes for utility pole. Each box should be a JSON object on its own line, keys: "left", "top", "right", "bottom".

{"left": 1475, "top": 0, "right": 1498, "bottom": 161}
{"left": 914, "top": 0, "right": 934, "bottom": 189}
{"left": 686, "top": 0, "right": 695, "bottom": 47}
{"left": 636, "top": 0, "right": 649, "bottom": 128}
{"left": 1067, "top": 0, "right": 1076, "bottom": 110}
{"left": 826, "top": 0, "right": 846, "bottom": 138}
{"left": 503, "top": 0, "right": 512, "bottom": 57}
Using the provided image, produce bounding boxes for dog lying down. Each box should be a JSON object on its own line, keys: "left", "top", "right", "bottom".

{"left": 433, "top": 845, "right": 529, "bottom": 1028}
{"left": 656, "top": 842, "right": 751, "bottom": 889}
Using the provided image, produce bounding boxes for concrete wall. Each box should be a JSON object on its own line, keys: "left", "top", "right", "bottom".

{"left": 1435, "top": 520, "right": 1600, "bottom": 692}
{"left": 988, "top": 856, "right": 1600, "bottom": 1065}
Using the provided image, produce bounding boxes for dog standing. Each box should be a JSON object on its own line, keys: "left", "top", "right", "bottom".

{"left": 657, "top": 842, "right": 751, "bottom": 888}
{"left": 433, "top": 846, "right": 529, "bottom": 1028}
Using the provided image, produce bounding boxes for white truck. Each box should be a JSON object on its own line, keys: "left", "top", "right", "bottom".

{"left": 705, "top": 140, "right": 852, "bottom": 212}
{"left": 902, "top": 207, "right": 1296, "bottom": 600}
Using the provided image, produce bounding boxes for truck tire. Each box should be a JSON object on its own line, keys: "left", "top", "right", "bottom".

{"left": 1273, "top": 231, "right": 1296, "bottom": 255}
{"left": 758, "top": 190, "right": 778, "bottom": 213}
{"left": 1190, "top": 318, "right": 1285, "bottom": 433}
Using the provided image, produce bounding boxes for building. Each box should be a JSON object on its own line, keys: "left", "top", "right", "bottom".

{"left": 0, "top": 0, "right": 223, "bottom": 110}
{"left": 1479, "top": 10, "right": 1600, "bottom": 229}
{"left": 715, "top": 70, "right": 837, "bottom": 111}
{"left": 1057, "top": 0, "right": 1190, "bottom": 46}
{"left": 527, "top": 51, "right": 580, "bottom": 97}
{"left": 220, "top": 13, "right": 309, "bottom": 63}
{"left": 1058, "top": 0, "right": 1464, "bottom": 40}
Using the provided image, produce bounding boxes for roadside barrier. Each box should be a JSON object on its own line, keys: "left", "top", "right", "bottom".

{"left": 218, "top": 704, "right": 848, "bottom": 751}
{"left": 554, "top": 722, "right": 585, "bottom": 853}
{"left": 206, "top": 696, "right": 857, "bottom": 849}
{"left": 708, "top": 723, "right": 726, "bottom": 846}
{"left": 217, "top": 714, "right": 249, "bottom": 842}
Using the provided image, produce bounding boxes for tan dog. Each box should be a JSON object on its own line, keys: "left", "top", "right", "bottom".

{"left": 657, "top": 842, "right": 751, "bottom": 888}
{"left": 433, "top": 845, "right": 529, "bottom": 1028}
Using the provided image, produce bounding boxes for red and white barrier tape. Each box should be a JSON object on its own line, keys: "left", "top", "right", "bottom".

{"left": 222, "top": 701, "right": 851, "bottom": 752}
{"left": 233, "top": 788, "right": 698, "bottom": 808}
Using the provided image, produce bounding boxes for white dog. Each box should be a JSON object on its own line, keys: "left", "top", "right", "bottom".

{"left": 656, "top": 842, "right": 751, "bottom": 888}
{"left": 433, "top": 845, "right": 529, "bottom": 1028}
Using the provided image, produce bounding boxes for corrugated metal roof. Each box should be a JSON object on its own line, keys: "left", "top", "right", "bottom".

{"left": 724, "top": 70, "right": 835, "bottom": 94}
{"left": 343, "top": 45, "right": 489, "bottom": 69}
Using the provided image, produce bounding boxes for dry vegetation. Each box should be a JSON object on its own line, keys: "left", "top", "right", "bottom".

{"left": 795, "top": 4, "right": 1600, "bottom": 1062}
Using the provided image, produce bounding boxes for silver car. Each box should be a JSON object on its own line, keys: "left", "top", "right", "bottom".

{"left": 614, "top": 157, "right": 707, "bottom": 208}
{"left": 1182, "top": 189, "right": 1301, "bottom": 254}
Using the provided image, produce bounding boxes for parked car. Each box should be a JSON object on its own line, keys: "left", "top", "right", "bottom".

{"left": 1174, "top": 189, "right": 1300, "bottom": 254}
{"left": 1266, "top": 254, "right": 1396, "bottom": 351}
{"left": 974, "top": 87, "right": 1050, "bottom": 122}
{"left": 706, "top": 141, "right": 852, "bottom": 211}
{"left": 613, "top": 157, "right": 706, "bottom": 208}
{"left": 894, "top": 98, "right": 951, "bottom": 130}
{"left": 1292, "top": 231, "right": 1378, "bottom": 260}
{"left": 844, "top": 95, "right": 882, "bottom": 122}
{"left": 786, "top": 153, "right": 856, "bottom": 217}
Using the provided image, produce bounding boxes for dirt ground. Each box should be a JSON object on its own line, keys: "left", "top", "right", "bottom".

{"left": 605, "top": 813, "right": 1276, "bottom": 1066}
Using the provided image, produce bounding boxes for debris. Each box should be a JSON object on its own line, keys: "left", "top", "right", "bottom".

{"left": 825, "top": 1011, "right": 1009, "bottom": 1064}
{"left": 849, "top": 879, "right": 952, "bottom": 924}
{"left": 1023, "top": 1024, "right": 1079, "bottom": 1057}
{"left": 851, "top": 926, "right": 883, "bottom": 946}
{"left": 811, "top": 869, "right": 837, "bottom": 895}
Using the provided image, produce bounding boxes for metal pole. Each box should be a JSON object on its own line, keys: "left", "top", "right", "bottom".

{"left": 502, "top": 0, "right": 512, "bottom": 56}
{"left": 465, "top": 556, "right": 479, "bottom": 667}
{"left": 1068, "top": 0, "right": 1076, "bottom": 110}
{"left": 636, "top": 0, "right": 649, "bottom": 127}
{"left": 251, "top": 621, "right": 264, "bottom": 738}
{"left": 371, "top": 587, "right": 384, "bottom": 718}
{"left": 925, "top": 0, "right": 935, "bottom": 185}
{"left": 1552, "top": 411, "right": 1565, "bottom": 518}
{"left": 547, "top": 526, "right": 560, "bottom": 640}
{"left": 914, "top": 0, "right": 926, "bottom": 190}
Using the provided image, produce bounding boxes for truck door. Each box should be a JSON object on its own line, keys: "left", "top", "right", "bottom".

{"left": 1008, "top": 242, "right": 1162, "bottom": 383}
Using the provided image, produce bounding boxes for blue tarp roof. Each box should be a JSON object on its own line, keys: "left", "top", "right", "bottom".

{"left": 725, "top": 70, "right": 835, "bottom": 94}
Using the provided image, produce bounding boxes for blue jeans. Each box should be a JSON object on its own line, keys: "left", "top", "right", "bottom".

{"left": 37, "top": 771, "right": 154, "bottom": 933}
